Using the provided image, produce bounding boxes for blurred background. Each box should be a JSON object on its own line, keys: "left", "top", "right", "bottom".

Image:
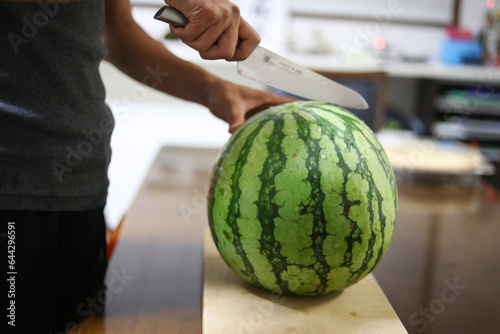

{"left": 101, "top": 0, "right": 500, "bottom": 229}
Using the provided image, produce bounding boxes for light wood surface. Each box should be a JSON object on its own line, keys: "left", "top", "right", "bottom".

{"left": 203, "top": 231, "right": 407, "bottom": 334}
{"left": 73, "top": 146, "right": 500, "bottom": 334}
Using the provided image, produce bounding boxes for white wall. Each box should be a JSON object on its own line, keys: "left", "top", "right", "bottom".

{"left": 289, "top": 18, "right": 447, "bottom": 63}
{"left": 289, "top": 0, "right": 496, "bottom": 63}
{"left": 292, "top": 0, "right": 455, "bottom": 24}
{"left": 459, "top": 0, "right": 493, "bottom": 34}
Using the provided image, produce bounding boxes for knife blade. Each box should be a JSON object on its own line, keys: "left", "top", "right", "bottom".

{"left": 154, "top": 6, "right": 368, "bottom": 109}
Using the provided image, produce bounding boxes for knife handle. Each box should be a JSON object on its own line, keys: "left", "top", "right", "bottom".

{"left": 154, "top": 6, "right": 188, "bottom": 27}
{"left": 154, "top": 6, "right": 243, "bottom": 47}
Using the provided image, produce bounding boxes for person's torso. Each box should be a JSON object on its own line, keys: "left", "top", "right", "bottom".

{"left": 0, "top": 0, "right": 114, "bottom": 211}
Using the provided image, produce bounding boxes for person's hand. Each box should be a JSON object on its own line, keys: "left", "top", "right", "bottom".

{"left": 206, "top": 79, "right": 296, "bottom": 133}
{"left": 164, "top": 0, "right": 260, "bottom": 61}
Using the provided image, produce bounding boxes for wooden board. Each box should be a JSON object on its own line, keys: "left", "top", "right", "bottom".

{"left": 202, "top": 231, "right": 407, "bottom": 334}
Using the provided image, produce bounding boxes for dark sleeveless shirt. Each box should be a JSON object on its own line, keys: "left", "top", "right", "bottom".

{"left": 0, "top": 0, "right": 114, "bottom": 210}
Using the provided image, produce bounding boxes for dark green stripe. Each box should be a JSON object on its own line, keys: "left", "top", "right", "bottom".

{"left": 332, "top": 108, "right": 397, "bottom": 203}
{"left": 305, "top": 106, "right": 385, "bottom": 283}
{"left": 330, "top": 114, "right": 394, "bottom": 273}
{"left": 302, "top": 108, "right": 360, "bottom": 265}
{"left": 254, "top": 112, "right": 293, "bottom": 294}
{"left": 208, "top": 121, "right": 257, "bottom": 245}
{"left": 292, "top": 111, "right": 332, "bottom": 295}
{"left": 214, "top": 117, "right": 272, "bottom": 285}
{"left": 340, "top": 129, "right": 379, "bottom": 283}
{"left": 326, "top": 107, "right": 396, "bottom": 279}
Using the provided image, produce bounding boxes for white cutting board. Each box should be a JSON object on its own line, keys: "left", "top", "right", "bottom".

{"left": 203, "top": 231, "right": 407, "bottom": 334}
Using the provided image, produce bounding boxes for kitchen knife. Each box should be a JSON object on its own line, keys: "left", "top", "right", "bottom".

{"left": 154, "top": 6, "right": 369, "bottom": 109}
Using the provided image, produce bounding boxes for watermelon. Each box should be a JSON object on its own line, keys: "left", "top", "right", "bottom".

{"left": 207, "top": 101, "right": 397, "bottom": 296}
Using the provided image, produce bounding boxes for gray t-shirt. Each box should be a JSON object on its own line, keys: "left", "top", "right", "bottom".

{"left": 0, "top": 0, "right": 114, "bottom": 211}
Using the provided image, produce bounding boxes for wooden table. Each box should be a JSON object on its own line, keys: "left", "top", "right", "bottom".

{"left": 74, "top": 146, "right": 500, "bottom": 334}
{"left": 373, "top": 177, "right": 500, "bottom": 334}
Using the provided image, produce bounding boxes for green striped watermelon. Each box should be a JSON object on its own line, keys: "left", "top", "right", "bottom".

{"left": 208, "top": 101, "right": 397, "bottom": 296}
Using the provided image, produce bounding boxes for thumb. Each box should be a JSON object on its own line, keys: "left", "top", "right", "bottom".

{"left": 228, "top": 112, "right": 245, "bottom": 134}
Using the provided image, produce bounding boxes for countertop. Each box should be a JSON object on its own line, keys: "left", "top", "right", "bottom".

{"left": 73, "top": 146, "right": 500, "bottom": 334}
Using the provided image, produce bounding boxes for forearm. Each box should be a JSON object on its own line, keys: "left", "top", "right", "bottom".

{"left": 102, "top": 5, "right": 294, "bottom": 133}
{"left": 103, "top": 17, "right": 218, "bottom": 107}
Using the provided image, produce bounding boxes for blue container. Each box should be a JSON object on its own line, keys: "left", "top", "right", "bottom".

{"left": 441, "top": 39, "right": 482, "bottom": 64}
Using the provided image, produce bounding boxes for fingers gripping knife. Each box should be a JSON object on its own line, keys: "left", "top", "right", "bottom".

{"left": 154, "top": 6, "right": 368, "bottom": 109}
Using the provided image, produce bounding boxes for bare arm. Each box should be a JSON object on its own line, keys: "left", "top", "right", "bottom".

{"left": 103, "top": 0, "right": 293, "bottom": 133}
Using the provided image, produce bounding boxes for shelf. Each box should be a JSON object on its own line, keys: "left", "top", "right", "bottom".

{"left": 433, "top": 119, "right": 500, "bottom": 142}
{"left": 434, "top": 96, "right": 500, "bottom": 116}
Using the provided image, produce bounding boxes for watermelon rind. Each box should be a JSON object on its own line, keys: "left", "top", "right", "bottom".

{"left": 208, "top": 101, "right": 397, "bottom": 296}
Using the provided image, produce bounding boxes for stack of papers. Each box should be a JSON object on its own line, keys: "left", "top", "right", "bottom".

{"left": 377, "top": 130, "right": 495, "bottom": 176}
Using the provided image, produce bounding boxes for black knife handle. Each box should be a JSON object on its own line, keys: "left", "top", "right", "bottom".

{"left": 154, "top": 6, "right": 188, "bottom": 27}
{"left": 153, "top": 6, "right": 243, "bottom": 47}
